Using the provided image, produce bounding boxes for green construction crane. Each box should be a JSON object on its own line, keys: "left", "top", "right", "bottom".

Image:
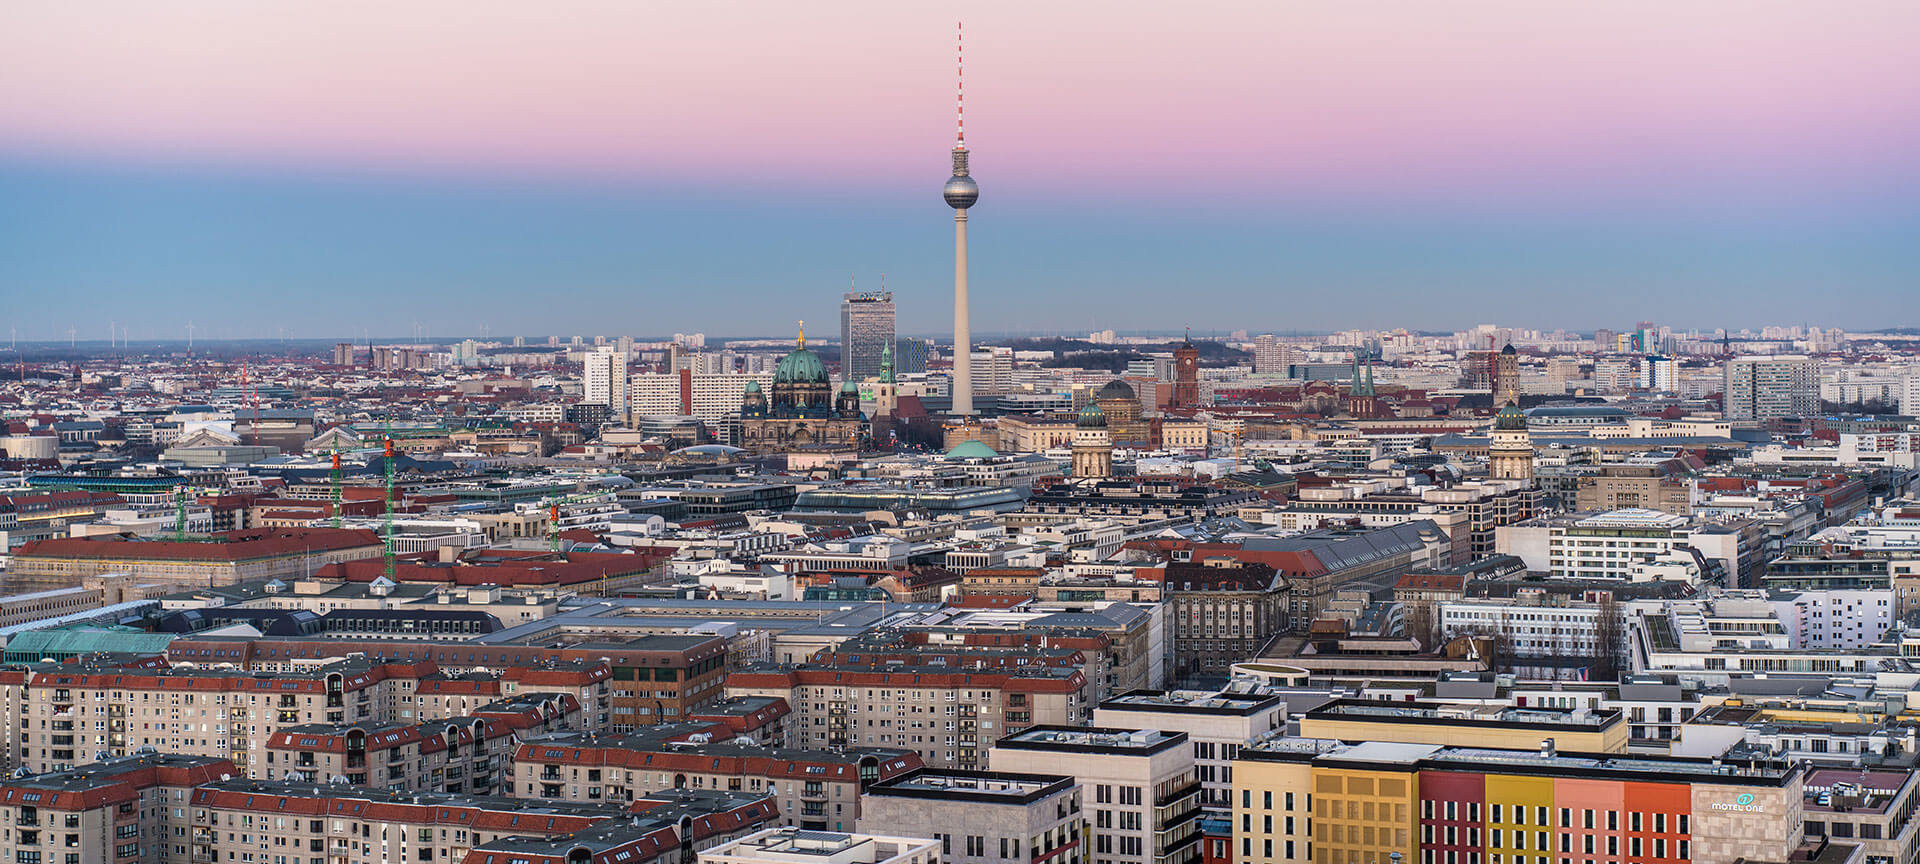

{"left": 543, "top": 489, "right": 610, "bottom": 555}
{"left": 382, "top": 420, "right": 397, "bottom": 580}
{"left": 329, "top": 448, "right": 344, "bottom": 528}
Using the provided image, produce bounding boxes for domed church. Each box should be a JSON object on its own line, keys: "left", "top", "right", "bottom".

{"left": 740, "top": 325, "right": 868, "bottom": 453}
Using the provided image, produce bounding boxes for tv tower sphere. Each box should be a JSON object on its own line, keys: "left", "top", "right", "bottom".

{"left": 944, "top": 158, "right": 978, "bottom": 209}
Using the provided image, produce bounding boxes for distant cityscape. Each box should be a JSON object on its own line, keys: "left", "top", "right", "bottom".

{"left": 4, "top": 8, "right": 1917, "bottom": 864}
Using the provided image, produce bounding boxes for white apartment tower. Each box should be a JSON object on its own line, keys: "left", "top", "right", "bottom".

{"left": 583, "top": 347, "right": 630, "bottom": 421}
{"left": 1724, "top": 355, "right": 1820, "bottom": 421}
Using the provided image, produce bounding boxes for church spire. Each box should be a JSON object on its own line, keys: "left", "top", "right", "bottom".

{"left": 879, "top": 339, "right": 895, "bottom": 383}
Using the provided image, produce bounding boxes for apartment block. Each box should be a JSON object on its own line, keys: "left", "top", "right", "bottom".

{"left": 188, "top": 780, "right": 774, "bottom": 864}
{"left": 860, "top": 770, "right": 1084, "bottom": 864}
{"left": 261, "top": 714, "right": 524, "bottom": 795}
{"left": 164, "top": 635, "right": 725, "bottom": 733}
{"left": 1295, "top": 701, "right": 1628, "bottom": 754}
{"left": 0, "top": 755, "right": 234, "bottom": 864}
{"left": 508, "top": 725, "right": 922, "bottom": 833}
{"left": 699, "top": 828, "right": 940, "bottom": 864}
{"left": 987, "top": 727, "right": 1201, "bottom": 864}
{"left": 724, "top": 665, "right": 1089, "bottom": 770}
{"left": 1231, "top": 738, "right": 1807, "bottom": 864}
{"left": 1092, "top": 691, "right": 1284, "bottom": 814}
{"left": 5, "top": 659, "right": 602, "bottom": 777}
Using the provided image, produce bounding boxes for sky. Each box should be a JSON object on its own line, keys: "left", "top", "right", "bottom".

{"left": 2, "top": 0, "right": 1917, "bottom": 341}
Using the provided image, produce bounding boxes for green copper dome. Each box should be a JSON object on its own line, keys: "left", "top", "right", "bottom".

{"left": 743, "top": 380, "right": 762, "bottom": 393}
{"left": 945, "top": 440, "right": 999, "bottom": 460}
{"left": 1495, "top": 402, "right": 1527, "bottom": 431}
{"left": 840, "top": 381, "right": 860, "bottom": 394}
{"left": 773, "top": 347, "right": 829, "bottom": 385}
{"left": 1076, "top": 403, "right": 1108, "bottom": 428}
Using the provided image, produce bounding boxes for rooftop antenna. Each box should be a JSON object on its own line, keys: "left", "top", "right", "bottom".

{"left": 186, "top": 321, "right": 195, "bottom": 352}
{"left": 956, "top": 21, "right": 965, "bottom": 150}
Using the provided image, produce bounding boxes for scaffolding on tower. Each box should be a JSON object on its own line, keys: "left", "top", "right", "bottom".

{"left": 173, "top": 483, "right": 189, "bottom": 542}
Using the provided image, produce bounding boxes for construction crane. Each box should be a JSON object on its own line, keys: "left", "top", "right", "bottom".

{"left": 543, "top": 490, "right": 611, "bottom": 555}
{"left": 329, "top": 449, "right": 344, "bottom": 528}
{"left": 382, "top": 424, "right": 397, "bottom": 580}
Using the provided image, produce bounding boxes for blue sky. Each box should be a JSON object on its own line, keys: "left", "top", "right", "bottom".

{"left": 6, "top": 3, "right": 1920, "bottom": 340}
{"left": 3, "top": 155, "right": 1915, "bottom": 342}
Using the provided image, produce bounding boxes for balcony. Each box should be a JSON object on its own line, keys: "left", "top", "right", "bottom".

{"left": 1155, "top": 781, "right": 1201, "bottom": 808}
{"left": 191, "top": 849, "right": 217, "bottom": 864}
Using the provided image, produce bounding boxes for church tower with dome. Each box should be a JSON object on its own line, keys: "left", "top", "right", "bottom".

{"left": 1071, "top": 403, "right": 1114, "bottom": 479}
{"left": 739, "top": 323, "right": 868, "bottom": 453}
{"left": 1093, "top": 379, "right": 1152, "bottom": 448}
{"left": 1488, "top": 402, "right": 1534, "bottom": 481}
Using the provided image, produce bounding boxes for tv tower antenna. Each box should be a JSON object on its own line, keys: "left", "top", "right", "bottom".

{"left": 956, "top": 21, "right": 965, "bottom": 149}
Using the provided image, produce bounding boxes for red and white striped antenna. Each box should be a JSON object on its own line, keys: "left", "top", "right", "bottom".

{"left": 955, "top": 21, "right": 966, "bottom": 150}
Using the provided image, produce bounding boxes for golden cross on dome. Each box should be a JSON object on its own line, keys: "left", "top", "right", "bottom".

{"left": 797, "top": 320, "right": 806, "bottom": 348}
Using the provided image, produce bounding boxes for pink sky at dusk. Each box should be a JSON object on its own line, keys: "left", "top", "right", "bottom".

{"left": 4, "top": 1, "right": 1918, "bottom": 205}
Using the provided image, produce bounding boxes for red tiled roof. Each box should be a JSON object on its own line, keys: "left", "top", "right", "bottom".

{"left": 15, "top": 528, "right": 382, "bottom": 562}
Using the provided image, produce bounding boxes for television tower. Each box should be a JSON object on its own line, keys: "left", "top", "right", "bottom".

{"left": 943, "top": 21, "right": 979, "bottom": 416}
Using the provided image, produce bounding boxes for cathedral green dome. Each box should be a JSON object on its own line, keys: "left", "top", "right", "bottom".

{"left": 1076, "top": 403, "right": 1108, "bottom": 428}
{"left": 840, "top": 381, "right": 860, "bottom": 394}
{"left": 773, "top": 347, "right": 829, "bottom": 385}
{"left": 1495, "top": 402, "right": 1527, "bottom": 431}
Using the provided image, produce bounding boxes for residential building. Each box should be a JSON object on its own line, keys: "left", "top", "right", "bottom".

{"left": 510, "top": 726, "right": 921, "bottom": 832}
{"left": 0, "top": 754, "right": 234, "bottom": 864}
{"left": 1725, "top": 355, "right": 1820, "bottom": 421}
{"left": 1092, "top": 690, "right": 1284, "bottom": 814}
{"left": 859, "top": 770, "right": 1084, "bottom": 864}
{"left": 1231, "top": 738, "right": 1806, "bottom": 864}
{"left": 162, "top": 633, "right": 722, "bottom": 733}
{"left": 699, "top": 828, "right": 939, "bottom": 864}
{"left": 585, "top": 347, "right": 632, "bottom": 419}
{"left": 1295, "top": 700, "right": 1628, "bottom": 753}
{"left": 724, "top": 665, "right": 1090, "bottom": 769}
{"left": 987, "top": 727, "right": 1202, "bottom": 864}
{"left": 6, "top": 528, "right": 385, "bottom": 593}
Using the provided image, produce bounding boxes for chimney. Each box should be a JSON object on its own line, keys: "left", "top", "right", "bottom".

{"left": 1539, "top": 738, "right": 1555, "bottom": 758}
